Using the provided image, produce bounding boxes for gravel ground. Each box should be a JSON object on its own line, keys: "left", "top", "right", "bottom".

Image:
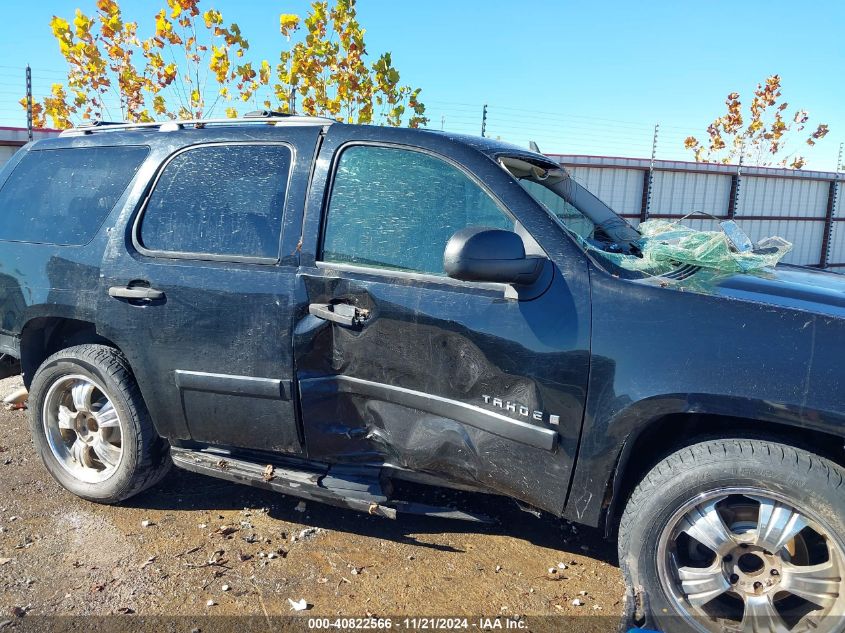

{"left": 0, "top": 375, "right": 626, "bottom": 632}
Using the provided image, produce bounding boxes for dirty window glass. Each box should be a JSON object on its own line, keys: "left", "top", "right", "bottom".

{"left": 322, "top": 145, "right": 513, "bottom": 275}
{"left": 139, "top": 144, "right": 291, "bottom": 259}
{"left": 518, "top": 179, "right": 594, "bottom": 239}
{"left": 0, "top": 146, "right": 148, "bottom": 246}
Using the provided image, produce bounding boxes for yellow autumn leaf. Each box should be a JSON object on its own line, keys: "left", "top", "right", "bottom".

{"left": 280, "top": 13, "right": 300, "bottom": 35}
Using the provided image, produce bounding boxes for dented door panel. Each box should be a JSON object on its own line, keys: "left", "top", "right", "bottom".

{"left": 294, "top": 268, "right": 589, "bottom": 511}
{"left": 293, "top": 126, "right": 594, "bottom": 513}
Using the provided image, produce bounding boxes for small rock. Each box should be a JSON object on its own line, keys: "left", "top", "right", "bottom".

{"left": 297, "top": 527, "right": 322, "bottom": 541}
{"left": 495, "top": 565, "right": 502, "bottom": 573}
{"left": 267, "top": 552, "right": 278, "bottom": 560}
{"left": 198, "top": 523, "right": 208, "bottom": 529}
{"left": 571, "top": 598, "right": 583, "bottom": 607}
{"left": 140, "top": 520, "right": 152, "bottom": 528}
{"left": 221, "top": 584, "right": 230, "bottom": 592}
{"left": 294, "top": 501, "right": 306, "bottom": 513}
{"left": 206, "top": 599, "right": 216, "bottom": 607}
{"left": 557, "top": 562, "right": 567, "bottom": 570}
{"left": 579, "top": 590, "right": 587, "bottom": 596}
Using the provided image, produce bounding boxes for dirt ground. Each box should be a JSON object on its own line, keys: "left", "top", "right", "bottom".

{"left": 0, "top": 375, "right": 627, "bottom": 632}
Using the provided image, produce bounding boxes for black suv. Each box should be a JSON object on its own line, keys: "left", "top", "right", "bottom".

{"left": 1, "top": 113, "right": 844, "bottom": 632}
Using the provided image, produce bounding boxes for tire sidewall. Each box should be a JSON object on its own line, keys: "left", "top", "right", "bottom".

{"left": 622, "top": 445, "right": 845, "bottom": 632}
{"left": 29, "top": 354, "right": 140, "bottom": 503}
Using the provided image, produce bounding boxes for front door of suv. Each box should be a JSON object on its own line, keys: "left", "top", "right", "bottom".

{"left": 294, "top": 127, "right": 593, "bottom": 513}
{"left": 98, "top": 128, "right": 321, "bottom": 454}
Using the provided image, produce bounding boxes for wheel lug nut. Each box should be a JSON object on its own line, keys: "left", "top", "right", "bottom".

{"left": 771, "top": 569, "right": 779, "bottom": 576}
{"left": 753, "top": 581, "right": 763, "bottom": 593}
{"left": 729, "top": 574, "right": 739, "bottom": 584}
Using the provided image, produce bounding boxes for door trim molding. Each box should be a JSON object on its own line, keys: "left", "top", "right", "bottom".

{"left": 299, "top": 375, "right": 558, "bottom": 451}
{"left": 175, "top": 370, "right": 292, "bottom": 400}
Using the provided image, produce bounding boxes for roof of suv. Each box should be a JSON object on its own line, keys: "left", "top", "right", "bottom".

{"left": 34, "top": 113, "right": 558, "bottom": 170}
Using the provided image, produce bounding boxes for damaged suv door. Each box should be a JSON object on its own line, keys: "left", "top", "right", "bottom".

{"left": 293, "top": 126, "right": 592, "bottom": 512}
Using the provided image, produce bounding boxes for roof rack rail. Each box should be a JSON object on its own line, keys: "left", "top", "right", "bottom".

{"left": 244, "top": 109, "right": 296, "bottom": 118}
{"left": 59, "top": 114, "right": 336, "bottom": 137}
{"left": 76, "top": 120, "right": 126, "bottom": 128}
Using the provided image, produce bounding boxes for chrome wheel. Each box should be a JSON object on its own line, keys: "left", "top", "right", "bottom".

{"left": 658, "top": 489, "right": 845, "bottom": 632}
{"left": 41, "top": 374, "right": 124, "bottom": 484}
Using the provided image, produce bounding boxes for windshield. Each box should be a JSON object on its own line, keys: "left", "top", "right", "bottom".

{"left": 518, "top": 179, "right": 595, "bottom": 239}
{"left": 500, "top": 156, "right": 641, "bottom": 254}
{"left": 500, "top": 155, "right": 793, "bottom": 277}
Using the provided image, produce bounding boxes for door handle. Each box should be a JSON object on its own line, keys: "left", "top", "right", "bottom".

{"left": 309, "top": 303, "right": 370, "bottom": 327}
{"left": 108, "top": 286, "right": 165, "bottom": 301}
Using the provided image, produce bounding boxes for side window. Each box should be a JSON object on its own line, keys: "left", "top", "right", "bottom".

{"left": 138, "top": 144, "right": 291, "bottom": 260}
{"left": 321, "top": 145, "right": 513, "bottom": 275}
{"left": 0, "top": 146, "right": 148, "bottom": 246}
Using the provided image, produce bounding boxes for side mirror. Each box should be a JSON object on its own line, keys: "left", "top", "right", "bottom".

{"left": 444, "top": 226, "right": 544, "bottom": 285}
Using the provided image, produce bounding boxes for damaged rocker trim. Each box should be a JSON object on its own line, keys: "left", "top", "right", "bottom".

{"left": 174, "top": 370, "right": 292, "bottom": 400}
{"left": 300, "top": 375, "right": 558, "bottom": 451}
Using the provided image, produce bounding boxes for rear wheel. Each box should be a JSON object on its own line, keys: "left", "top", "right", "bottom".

{"left": 619, "top": 439, "right": 845, "bottom": 633}
{"left": 28, "top": 344, "right": 170, "bottom": 503}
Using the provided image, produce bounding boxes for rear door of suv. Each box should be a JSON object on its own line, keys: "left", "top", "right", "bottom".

{"left": 98, "top": 126, "right": 322, "bottom": 454}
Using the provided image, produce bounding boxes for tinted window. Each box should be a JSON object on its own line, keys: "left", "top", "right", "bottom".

{"left": 322, "top": 146, "right": 512, "bottom": 275}
{"left": 0, "top": 146, "right": 148, "bottom": 246}
{"left": 139, "top": 144, "right": 291, "bottom": 259}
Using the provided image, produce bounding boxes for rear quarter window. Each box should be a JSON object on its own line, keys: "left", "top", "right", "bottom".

{"left": 0, "top": 146, "right": 148, "bottom": 246}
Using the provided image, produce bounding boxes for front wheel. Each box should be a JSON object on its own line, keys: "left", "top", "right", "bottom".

{"left": 619, "top": 439, "right": 845, "bottom": 633}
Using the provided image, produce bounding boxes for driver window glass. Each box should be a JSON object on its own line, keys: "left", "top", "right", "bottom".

{"left": 322, "top": 145, "right": 513, "bottom": 275}
{"left": 518, "top": 178, "right": 594, "bottom": 239}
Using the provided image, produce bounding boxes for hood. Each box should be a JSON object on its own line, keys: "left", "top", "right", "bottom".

{"left": 711, "top": 264, "right": 845, "bottom": 318}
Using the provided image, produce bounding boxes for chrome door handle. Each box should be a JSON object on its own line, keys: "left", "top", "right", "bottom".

{"left": 308, "top": 303, "right": 370, "bottom": 327}
{"left": 108, "top": 286, "right": 165, "bottom": 301}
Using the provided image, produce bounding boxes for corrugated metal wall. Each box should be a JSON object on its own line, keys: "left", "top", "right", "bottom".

{"left": 549, "top": 154, "right": 843, "bottom": 269}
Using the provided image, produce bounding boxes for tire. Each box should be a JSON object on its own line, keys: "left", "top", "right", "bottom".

{"left": 619, "top": 438, "right": 845, "bottom": 633}
{"left": 28, "top": 344, "right": 170, "bottom": 504}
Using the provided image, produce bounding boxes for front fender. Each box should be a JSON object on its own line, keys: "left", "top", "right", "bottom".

{"left": 562, "top": 392, "right": 845, "bottom": 528}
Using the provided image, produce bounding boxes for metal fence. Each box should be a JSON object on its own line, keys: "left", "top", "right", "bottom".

{"left": 550, "top": 154, "right": 844, "bottom": 269}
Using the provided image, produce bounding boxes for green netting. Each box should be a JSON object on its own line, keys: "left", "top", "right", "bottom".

{"left": 586, "top": 219, "right": 792, "bottom": 275}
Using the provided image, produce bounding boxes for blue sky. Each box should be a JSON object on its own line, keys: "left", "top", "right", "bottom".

{"left": 0, "top": 0, "right": 842, "bottom": 169}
